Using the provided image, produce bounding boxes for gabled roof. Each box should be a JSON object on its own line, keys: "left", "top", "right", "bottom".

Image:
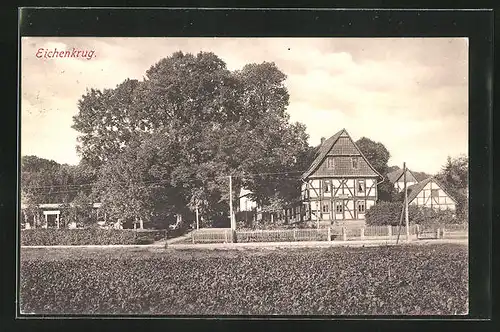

{"left": 239, "top": 188, "right": 253, "bottom": 199}
{"left": 301, "top": 129, "right": 382, "bottom": 180}
{"left": 387, "top": 168, "right": 418, "bottom": 184}
{"left": 407, "top": 177, "right": 458, "bottom": 204}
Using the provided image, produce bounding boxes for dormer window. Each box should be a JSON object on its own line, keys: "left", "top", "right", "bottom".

{"left": 326, "top": 157, "right": 335, "bottom": 169}
{"left": 352, "top": 157, "right": 359, "bottom": 169}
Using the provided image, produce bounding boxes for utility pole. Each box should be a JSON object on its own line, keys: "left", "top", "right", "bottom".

{"left": 195, "top": 205, "right": 199, "bottom": 230}
{"left": 229, "top": 175, "right": 235, "bottom": 230}
{"left": 403, "top": 162, "right": 410, "bottom": 242}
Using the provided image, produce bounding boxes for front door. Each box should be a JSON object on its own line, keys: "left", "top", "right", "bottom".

{"left": 46, "top": 214, "right": 58, "bottom": 228}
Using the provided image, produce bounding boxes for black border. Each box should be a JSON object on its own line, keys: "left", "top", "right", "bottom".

{"left": 3, "top": 6, "right": 494, "bottom": 331}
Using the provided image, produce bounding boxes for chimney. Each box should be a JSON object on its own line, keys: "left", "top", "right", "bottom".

{"left": 320, "top": 137, "right": 325, "bottom": 145}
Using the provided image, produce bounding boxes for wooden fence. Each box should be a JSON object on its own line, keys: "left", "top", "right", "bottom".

{"left": 189, "top": 224, "right": 468, "bottom": 244}
{"left": 191, "top": 228, "right": 235, "bottom": 243}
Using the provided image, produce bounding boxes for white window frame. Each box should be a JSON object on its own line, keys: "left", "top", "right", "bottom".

{"left": 322, "top": 201, "right": 330, "bottom": 213}
{"left": 335, "top": 201, "right": 343, "bottom": 213}
{"left": 357, "top": 179, "right": 366, "bottom": 194}
{"left": 357, "top": 200, "right": 365, "bottom": 213}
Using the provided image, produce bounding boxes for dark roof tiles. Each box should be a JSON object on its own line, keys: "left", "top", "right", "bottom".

{"left": 387, "top": 168, "right": 418, "bottom": 184}
{"left": 302, "top": 129, "right": 381, "bottom": 179}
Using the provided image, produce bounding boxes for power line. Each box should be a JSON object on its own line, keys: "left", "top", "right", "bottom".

{"left": 22, "top": 170, "right": 307, "bottom": 191}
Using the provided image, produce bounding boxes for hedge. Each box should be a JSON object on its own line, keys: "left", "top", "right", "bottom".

{"left": 20, "top": 229, "right": 167, "bottom": 246}
{"left": 365, "top": 201, "right": 468, "bottom": 226}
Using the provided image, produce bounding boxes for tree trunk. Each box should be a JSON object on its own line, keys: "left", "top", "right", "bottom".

{"left": 139, "top": 218, "right": 144, "bottom": 229}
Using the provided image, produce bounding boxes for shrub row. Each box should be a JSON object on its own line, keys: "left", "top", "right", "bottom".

{"left": 20, "top": 229, "right": 167, "bottom": 246}
{"left": 365, "top": 202, "right": 468, "bottom": 226}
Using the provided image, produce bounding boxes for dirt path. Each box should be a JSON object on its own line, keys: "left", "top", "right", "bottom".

{"left": 152, "top": 230, "right": 195, "bottom": 245}
{"left": 167, "top": 238, "right": 468, "bottom": 250}
{"left": 21, "top": 237, "right": 467, "bottom": 250}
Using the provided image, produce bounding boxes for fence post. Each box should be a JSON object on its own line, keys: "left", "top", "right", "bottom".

{"left": 192, "top": 231, "right": 195, "bottom": 244}
{"left": 441, "top": 228, "right": 446, "bottom": 239}
{"left": 342, "top": 227, "right": 347, "bottom": 241}
{"left": 416, "top": 224, "right": 420, "bottom": 239}
{"left": 387, "top": 225, "right": 392, "bottom": 238}
{"left": 293, "top": 229, "right": 296, "bottom": 241}
{"left": 360, "top": 227, "right": 365, "bottom": 240}
{"left": 436, "top": 228, "right": 440, "bottom": 239}
{"left": 327, "top": 227, "right": 331, "bottom": 242}
{"left": 225, "top": 229, "right": 228, "bottom": 243}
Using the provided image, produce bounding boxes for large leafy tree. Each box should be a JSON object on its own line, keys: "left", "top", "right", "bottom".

{"left": 63, "top": 191, "right": 94, "bottom": 228}
{"left": 355, "top": 137, "right": 396, "bottom": 202}
{"left": 72, "top": 79, "right": 141, "bottom": 167}
{"left": 355, "top": 137, "right": 391, "bottom": 175}
{"left": 21, "top": 155, "right": 98, "bottom": 227}
{"left": 436, "top": 155, "right": 468, "bottom": 190}
{"left": 21, "top": 156, "right": 80, "bottom": 205}
{"left": 74, "top": 52, "right": 310, "bottom": 226}
{"left": 436, "top": 155, "right": 468, "bottom": 214}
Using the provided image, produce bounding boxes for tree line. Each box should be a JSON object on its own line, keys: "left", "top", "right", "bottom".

{"left": 21, "top": 51, "right": 468, "bottom": 228}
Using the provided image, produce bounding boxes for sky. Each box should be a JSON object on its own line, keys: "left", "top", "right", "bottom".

{"left": 21, "top": 37, "right": 468, "bottom": 174}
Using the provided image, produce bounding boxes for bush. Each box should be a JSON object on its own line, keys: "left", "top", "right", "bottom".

{"left": 20, "top": 229, "right": 167, "bottom": 246}
{"left": 366, "top": 202, "right": 465, "bottom": 226}
{"left": 365, "top": 202, "right": 403, "bottom": 226}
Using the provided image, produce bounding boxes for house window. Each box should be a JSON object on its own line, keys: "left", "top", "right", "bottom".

{"left": 323, "top": 180, "right": 331, "bottom": 193}
{"left": 431, "top": 189, "right": 439, "bottom": 198}
{"left": 357, "top": 180, "right": 366, "bottom": 194}
{"left": 322, "top": 201, "right": 330, "bottom": 213}
{"left": 357, "top": 200, "right": 365, "bottom": 213}
{"left": 352, "top": 157, "right": 359, "bottom": 169}
{"left": 326, "top": 157, "right": 335, "bottom": 169}
{"left": 335, "top": 201, "right": 343, "bottom": 213}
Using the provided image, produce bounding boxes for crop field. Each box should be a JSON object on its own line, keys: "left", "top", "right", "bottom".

{"left": 19, "top": 244, "right": 468, "bottom": 316}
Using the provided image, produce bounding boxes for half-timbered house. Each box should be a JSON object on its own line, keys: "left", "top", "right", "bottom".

{"left": 300, "top": 129, "right": 382, "bottom": 226}
{"left": 407, "top": 177, "right": 457, "bottom": 211}
{"left": 387, "top": 168, "right": 419, "bottom": 192}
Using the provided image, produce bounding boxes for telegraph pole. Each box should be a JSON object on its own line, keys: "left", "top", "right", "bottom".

{"left": 195, "top": 205, "right": 199, "bottom": 230}
{"left": 229, "top": 175, "right": 235, "bottom": 230}
{"left": 403, "top": 162, "right": 410, "bottom": 242}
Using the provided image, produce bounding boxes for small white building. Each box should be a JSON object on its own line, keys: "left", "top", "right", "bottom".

{"left": 407, "top": 177, "right": 457, "bottom": 211}
{"left": 20, "top": 202, "right": 104, "bottom": 229}
{"left": 238, "top": 188, "right": 257, "bottom": 212}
